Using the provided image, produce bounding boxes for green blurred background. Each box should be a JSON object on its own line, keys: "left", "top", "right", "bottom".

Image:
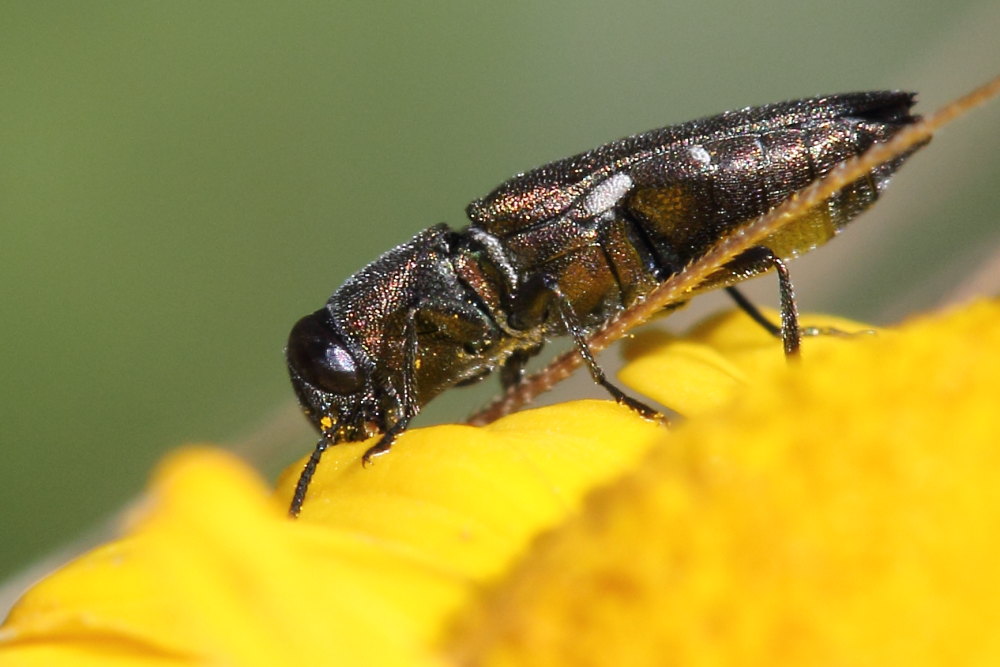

{"left": 2, "top": 2, "right": 998, "bottom": 595}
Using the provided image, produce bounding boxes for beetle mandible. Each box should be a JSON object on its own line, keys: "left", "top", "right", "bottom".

{"left": 286, "top": 91, "right": 922, "bottom": 516}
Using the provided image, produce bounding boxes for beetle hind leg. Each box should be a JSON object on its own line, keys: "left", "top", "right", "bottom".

{"left": 725, "top": 246, "right": 872, "bottom": 357}
{"left": 722, "top": 246, "right": 802, "bottom": 356}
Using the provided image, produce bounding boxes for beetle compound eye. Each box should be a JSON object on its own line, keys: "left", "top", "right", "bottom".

{"left": 287, "top": 313, "right": 364, "bottom": 395}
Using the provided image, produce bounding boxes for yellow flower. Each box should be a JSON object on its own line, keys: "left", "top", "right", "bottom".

{"left": 2, "top": 300, "right": 998, "bottom": 665}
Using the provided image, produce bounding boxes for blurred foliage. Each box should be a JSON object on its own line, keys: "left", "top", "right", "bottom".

{"left": 1, "top": 1, "right": 998, "bottom": 586}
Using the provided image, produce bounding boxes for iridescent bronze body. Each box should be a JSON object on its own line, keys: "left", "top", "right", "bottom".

{"left": 286, "top": 91, "right": 921, "bottom": 515}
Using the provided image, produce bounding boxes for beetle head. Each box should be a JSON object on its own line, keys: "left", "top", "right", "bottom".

{"left": 285, "top": 310, "right": 383, "bottom": 442}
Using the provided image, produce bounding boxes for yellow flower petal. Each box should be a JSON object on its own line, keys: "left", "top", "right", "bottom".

{"left": 2, "top": 448, "right": 453, "bottom": 666}
{"left": 275, "top": 400, "right": 666, "bottom": 581}
{"left": 1, "top": 404, "right": 667, "bottom": 665}
{"left": 446, "top": 300, "right": 1000, "bottom": 665}
{"left": 619, "top": 309, "right": 877, "bottom": 415}
{"left": 3, "top": 301, "right": 998, "bottom": 666}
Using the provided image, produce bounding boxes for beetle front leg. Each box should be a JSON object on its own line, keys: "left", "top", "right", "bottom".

{"left": 361, "top": 308, "right": 421, "bottom": 466}
{"left": 360, "top": 419, "right": 406, "bottom": 467}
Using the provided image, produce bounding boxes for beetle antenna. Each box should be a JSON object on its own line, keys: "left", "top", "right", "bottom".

{"left": 289, "top": 434, "right": 331, "bottom": 517}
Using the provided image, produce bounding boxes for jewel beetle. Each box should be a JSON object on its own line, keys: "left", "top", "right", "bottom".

{"left": 286, "top": 91, "right": 923, "bottom": 516}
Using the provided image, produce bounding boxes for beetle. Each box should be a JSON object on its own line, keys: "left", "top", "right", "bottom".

{"left": 286, "top": 91, "right": 922, "bottom": 516}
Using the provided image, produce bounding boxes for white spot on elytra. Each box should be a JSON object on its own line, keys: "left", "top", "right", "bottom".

{"left": 688, "top": 144, "right": 712, "bottom": 166}
{"left": 582, "top": 173, "right": 634, "bottom": 216}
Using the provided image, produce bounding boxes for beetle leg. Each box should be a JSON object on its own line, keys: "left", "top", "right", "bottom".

{"left": 541, "top": 277, "right": 663, "bottom": 422}
{"left": 722, "top": 246, "right": 802, "bottom": 357}
{"left": 499, "top": 344, "right": 541, "bottom": 390}
{"left": 725, "top": 285, "right": 782, "bottom": 336}
{"left": 362, "top": 308, "right": 421, "bottom": 466}
{"left": 360, "top": 418, "right": 407, "bottom": 467}
{"left": 505, "top": 273, "right": 662, "bottom": 420}
{"left": 726, "top": 246, "right": 870, "bottom": 357}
